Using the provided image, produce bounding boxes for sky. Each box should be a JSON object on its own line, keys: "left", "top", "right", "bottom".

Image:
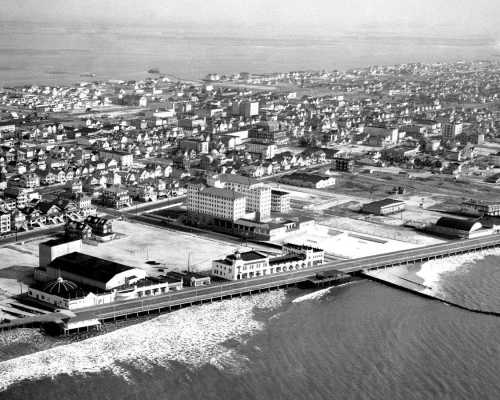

{"left": 2, "top": 0, "right": 500, "bottom": 37}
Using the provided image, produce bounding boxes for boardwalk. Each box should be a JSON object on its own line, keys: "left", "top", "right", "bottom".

{"left": 2, "top": 234, "right": 500, "bottom": 333}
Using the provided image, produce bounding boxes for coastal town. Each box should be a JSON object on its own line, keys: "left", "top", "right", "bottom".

{"left": 2, "top": 60, "right": 500, "bottom": 333}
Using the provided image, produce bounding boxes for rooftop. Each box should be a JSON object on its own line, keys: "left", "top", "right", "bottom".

{"left": 219, "top": 173, "right": 258, "bottom": 186}
{"left": 41, "top": 237, "right": 81, "bottom": 247}
{"left": 282, "top": 172, "right": 332, "bottom": 184}
{"left": 201, "top": 186, "right": 246, "bottom": 200}
{"left": 363, "top": 198, "right": 406, "bottom": 208}
{"left": 50, "top": 252, "right": 137, "bottom": 284}
{"left": 269, "top": 254, "right": 304, "bottom": 265}
{"left": 435, "top": 217, "right": 482, "bottom": 232}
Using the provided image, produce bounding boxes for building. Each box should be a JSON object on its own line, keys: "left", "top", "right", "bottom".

{"left": 490, "top": 152, "right": 500, "bottom": 168}
{"left": 165, "top": 271, "right": 211, "bottom": 287}
{"left": 332, "top": 156, "right": 354, "bottom": 172}
{"left": 4, "top": 187, "right": 32, "bottom": 208}
{"left": 280, "top": 172, "right": 336, "bottom": 189}
{"left": 27, "top": 277, "right": 114, "bottom": 310}
{"left": 99, "top": 150, "right": 134, "bottom": 167}
{"left": 442, "top": 122, "right": 463, "bottom": 140}
{"left": 39, "top": 238, "right": 83, "bottom": 267}
{"left": 85, "top": 216, "right": 113, "bottom": 236}
{"left": 129, "top": 184, "right": 157, "bottom": 202}
{"left": 211, "top": 243, "right": 324, "bottom": 281}
{"left": 428, "top": 217, "right": 485, "bottom": 239}
{"left": 248, "top": 127, "right": 288, "bottom": 145}
{"left": 361, "top": 198, "right": 406, "bottom": 215}
{"left": 102, "top": 185, "right": 132, "bottom": 209}
{"left": 462, "top": 200, "right": 500, "bottom": 216}
{"left": 179, "top": 138, "right": 209, "bottom": 154}
{"left": 245, "top": 141, "right": 277, "bottom": 159}
{"left": 271, "top": 190, "right": 291, "bottom": 213}
{"left": 365, "top": 125, "right": 399, "bottom": 146}
{"left": 217, "top": 174, "right": 271, "bottom": 221}
{"left": 0, "top": 212, "right": 11, "bottom": 234}
{"left": 65, "top": 220, "right": 92, "bottom": 240}
{"left": 232, "top": 101, "right": 259, "bottom": 118}
{"left": 35, "top": 252, "right": 147, "bottom": 290}
{"left": 187, "top": 183, "right": 247, "bottom": 222}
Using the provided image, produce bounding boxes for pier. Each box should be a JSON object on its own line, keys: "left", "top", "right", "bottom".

{"left": 2, "top": 234, "right": 500, "bottom": 334}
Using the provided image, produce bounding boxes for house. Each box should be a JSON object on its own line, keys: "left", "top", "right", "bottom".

{"left": 85, "top": 216, "right": 113, "bottom": 237}
{"left": 65, "top": 219, "right": 92, "bottom": 240}
{"left": 102, "top": 185, "right": 132, "bottom": 209}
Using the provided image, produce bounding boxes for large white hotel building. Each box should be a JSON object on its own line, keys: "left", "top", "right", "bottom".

{"left": 212, "top": 243, "right": 325, "bottom": 281}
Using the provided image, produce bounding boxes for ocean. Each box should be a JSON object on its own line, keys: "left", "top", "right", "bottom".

{"left": 1, "top": 251, "right": 500, "bottom": 400}
{"left": 0, "top": 21, "right": 499, "bottom": 86}
{"left": 2, "top": 21, "right": 500, "bottom": 399}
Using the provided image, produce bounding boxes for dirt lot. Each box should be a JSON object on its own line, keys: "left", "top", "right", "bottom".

{"left": 0, "top": 220, "right": 259, "bottom": 300}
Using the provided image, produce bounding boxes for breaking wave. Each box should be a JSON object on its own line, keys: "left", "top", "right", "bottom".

{"left": 417, "top": 248, "right": 500, "bottom": 296}
{"left": 0, "top": 290, "right": 285, "bottom": 392}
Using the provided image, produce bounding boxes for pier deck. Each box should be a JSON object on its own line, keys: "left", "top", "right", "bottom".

{"left": 2, "top": 234, "right": 500, "bottom": 333}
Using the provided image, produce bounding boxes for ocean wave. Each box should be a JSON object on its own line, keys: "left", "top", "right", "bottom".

{"left": 292, "top": 287, "right": 332, "bottom": 303}
{"left": 416, "top": 248, "right": 500, "bottom": 295}
{"left": 0, "top": 290, "right": 285, "bottom": 392}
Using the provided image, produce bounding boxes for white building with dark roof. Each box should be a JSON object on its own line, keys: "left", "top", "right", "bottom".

{"left": 212, "top": 243, "right": 324, "bottom": 281}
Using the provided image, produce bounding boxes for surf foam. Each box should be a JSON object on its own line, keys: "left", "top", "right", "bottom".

{"left": 0, "top": 290, "right": 285, "bottom": 392}
{"left": 416, "top": 248, "right": 500, "bottom": 295}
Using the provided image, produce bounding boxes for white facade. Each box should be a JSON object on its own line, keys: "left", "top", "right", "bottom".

{"left": 212, "top": 244, "right": 324, "bottom": 281}
{"left": 245, "top": 142, "right": 277, "bottom": 159}
{"left": 442, "top": 122, "right": 463, "bottom": 140}
{"left": 39, "top": 239, "right": 83, "bottom": 267}
{"left": 271, "top": 190, "right": 291, "bottom": 213}
{"left": 219, "top": 174, "right": 271, "bottom": 221}
{"left": 0, "top": 213, "right": 11, "bottom": 234}
{"left": 187, "top": 184, "right": 246, "bottom": 221}
{"left": 99, "top": 150, "right": 134, "bottom": 167}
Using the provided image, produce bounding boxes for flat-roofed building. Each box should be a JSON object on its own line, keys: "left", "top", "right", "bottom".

{"left": 442, "top": 122, "right": 463, "bottom": 140}
{"left": 332, "top": 156, "right": 354, "bottom": 172}
{"left": 280, "top": 172, "right": 336, "bottom": 189}
{"left": 214, "top": 174, "right": 272, "bottom": 221}
{"left": 361, "top": 198, "right": 406, "bottom": 215}
{"left": 271, "top": 190, "right": 291, "bottom": 213}
{"left": 462, "top": 199, "right": 500, "bottom": 216}
{"left": 187, "top": 183, "right": 246, "bottom": 222}
{"left": 0, "top": 212, "right": 11, "bottom": 234}
{"left": 212, "top": 243, "right": 324, "bottom": 281}
{"left": 245, "top": 141, "right": 277, "bottom": 159}
{"left": 39, "top": 237, "right": 83, "bottom": 267}
{"left": 165, "top": 271, "right": 211, "bottom": 287}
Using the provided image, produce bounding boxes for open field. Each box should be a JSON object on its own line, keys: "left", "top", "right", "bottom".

{"left": 0, "top": 220, "right": 265, "bottom": 301}
{"left": 76, "top": 221, "right": 256, "bottom": 274}
{"left": 277, "top": 224, "right": 431, "bottom": 259}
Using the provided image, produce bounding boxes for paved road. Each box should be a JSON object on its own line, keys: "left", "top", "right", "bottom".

{"left": 0, "top": 225, "right": 63, "bottom": 247}
{"left": 68, "top": 234, "right": 500, "bottom": 323}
